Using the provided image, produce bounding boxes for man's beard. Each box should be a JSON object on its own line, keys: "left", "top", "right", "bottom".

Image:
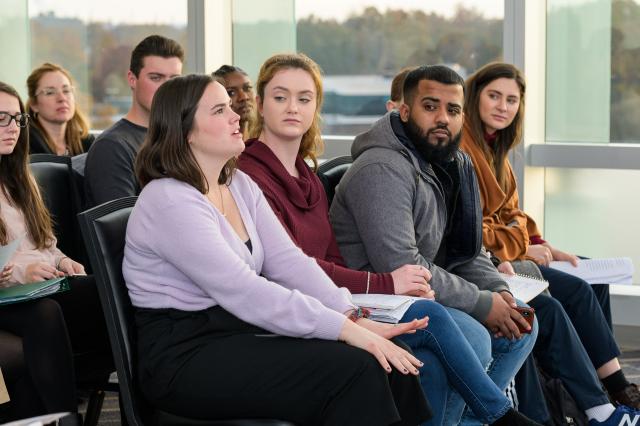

{"left": 404, "top": 116, "right": 461, "bottom": 164}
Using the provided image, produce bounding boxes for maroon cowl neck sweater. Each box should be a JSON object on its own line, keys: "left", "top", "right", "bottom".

{"left": 238, "top": 139, "right": 394, "bottom": 294}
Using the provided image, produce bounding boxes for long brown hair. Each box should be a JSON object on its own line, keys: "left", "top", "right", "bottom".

{"left": 0, "top": 82, "right": 55, "bottom": 249}
{"left": 464, "top": 62, "right": 526, "bottom": 191}
{"left": 26, "top": 62, "right": 91, "bottom": 155}
{"left": 249, "top": 53, "right": 324, "bottom": 170}
{"left": 136, "top": 74, "right": 236, "bottom": 193}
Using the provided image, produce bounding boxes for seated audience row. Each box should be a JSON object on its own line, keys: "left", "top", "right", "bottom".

{"left": 329, "top": 63, "right": 640, "bottom": 425}
{"left": 236, "top": 53, "right": 538, "bottom": 426}
{"left": 3, "top": 30, "right": 639, "bottom": 426}
{"left": 123, "top": 72, "right": 431, "bottom": 425}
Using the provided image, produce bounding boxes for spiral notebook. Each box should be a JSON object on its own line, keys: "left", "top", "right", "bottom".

{"left": 500, "top": 273, "right": 549, "bottom": 303}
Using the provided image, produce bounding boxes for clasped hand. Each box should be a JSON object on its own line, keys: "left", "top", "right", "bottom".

{"left": 484, "top": 291, "right": 531, "bottom": 340}
{"left": 392, "top": 264, "right": 435, "bottom": 300}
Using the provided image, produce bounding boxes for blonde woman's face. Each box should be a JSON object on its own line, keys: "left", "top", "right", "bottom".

{"left": 258, "top": 68, "right": 316, "bottom": 143}
{"left": 31, "top": 71, "right": 76, "bottom": 125}
{"left": 478, "top": 77, "right": 521, "bottom": 135}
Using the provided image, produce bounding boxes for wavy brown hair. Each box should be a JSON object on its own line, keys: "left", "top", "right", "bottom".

{"left": 249, "top": 53, "right": 324, "bottom": 170}
{"left": 136, "top": 74, "right": 236, "bottom": 193}
{"left": 464, "top": 62, "right": 526, "bottom": 191}
{"left": 26, "top": 62, "right": 91, "bottom": 156}
{"left": 0, "top": 82, "right": 55, "bottom": 249}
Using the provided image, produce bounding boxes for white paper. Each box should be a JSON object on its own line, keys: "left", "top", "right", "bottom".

{"left": 351, "top": 294, "right": 422, "bottom": 324}
{"left": 549, "top": 257, "right": 634, "bottom": 285}
{"left": 501, "top": 273, "right": 549, "bottom": 303}
{"left": 0, "top": 236, "right": 23, "bottom": 270}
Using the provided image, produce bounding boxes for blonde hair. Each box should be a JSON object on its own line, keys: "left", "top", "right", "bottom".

{"left": 26, "top": 62, "right": 91, "bottom": 155}
{"left": 250, "top": 53, "right": 324, "bottom": 170}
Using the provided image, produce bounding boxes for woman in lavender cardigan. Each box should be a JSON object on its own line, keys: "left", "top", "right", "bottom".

{"left": 123, "top": 73, "right": 432, "bottom": 425}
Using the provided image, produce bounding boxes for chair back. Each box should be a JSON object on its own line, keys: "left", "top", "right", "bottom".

{"left": 317, "top": 155, "right": 352, "bottom": 206}
{"left": 78, "top": 197, "right": 147, "bottom": 425}
{"left": 29, "top": 154, "right": 87, "bottom": 265}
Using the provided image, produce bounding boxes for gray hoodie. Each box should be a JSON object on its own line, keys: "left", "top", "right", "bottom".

{"left": 329, "top": 112, "right": 509, "bottom": 321}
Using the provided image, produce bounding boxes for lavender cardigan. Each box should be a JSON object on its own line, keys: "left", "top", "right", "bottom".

{"left": 123, "top": 171, "right": 354, "bottom": 341}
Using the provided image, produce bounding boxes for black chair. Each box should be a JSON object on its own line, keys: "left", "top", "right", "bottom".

{"left": 78, "top": 197, "right": 294, "bottom": 426}
{"left": 317, "top": 155, "right": 352, "bottom": 205}
{"left": 29, "top": 154, "right": 86, "bottom": 265}
{"left": 29, "top": 154, "right": 114, "bottom": 426}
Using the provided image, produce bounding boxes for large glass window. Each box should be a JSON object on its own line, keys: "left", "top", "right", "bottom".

{"left": 231, "top": 0, "right": 296, "bottom": 80}
{"left": 543, "top": 0, "right": 640, "bottom": 283}
{"left": 296, "top": 1, "right": 504, "bottom": 135}
{"left": 546, "top": 0, "right": 640, "bottom": 143}
{"left": 544, "top": 168, "right": 640, "bottom": 282}
{"left": 28, "top": 0, "right": 189, "bottom": 130}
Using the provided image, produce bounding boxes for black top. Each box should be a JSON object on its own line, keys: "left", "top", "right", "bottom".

{"left": 84, "top": 118, "right": 147, "bottom": 208}
{"left": 28, "top": 125, "right": 95, "bottom": 155}
{"left": 245, "top": 239, "right": 253, "bottom": 254}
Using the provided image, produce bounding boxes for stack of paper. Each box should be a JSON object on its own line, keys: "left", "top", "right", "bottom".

{"left": 351, "top": 294, "right": 421, "bottom": 323}
{"left": 0, "top": 277, "right": 69, "bottom": 305}
{"left": 500, "top": 273, "right": 549, "bottom": 303}
{"left": 549, "top": 257, "right": 634, "bottom": 285}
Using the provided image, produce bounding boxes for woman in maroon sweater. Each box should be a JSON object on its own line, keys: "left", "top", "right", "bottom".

{"left": 237, "top": 53, "right": 542, "bottom": 426}
{"left": 238, "top": 61, "right": 432, "bottom": 296}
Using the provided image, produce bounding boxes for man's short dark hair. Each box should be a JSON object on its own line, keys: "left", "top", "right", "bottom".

{"left": 129, "top": 35, "right": 185, "bottom": 77}
{"left": 403, "top": 65, "right": 465, "bottom": 106}
{"left": 212, "top": 64, "right": 248, "bottom": 84}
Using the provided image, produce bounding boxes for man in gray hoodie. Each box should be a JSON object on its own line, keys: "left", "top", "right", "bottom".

{"left": 330, "top": 65, "right": 536, "bottom": 424}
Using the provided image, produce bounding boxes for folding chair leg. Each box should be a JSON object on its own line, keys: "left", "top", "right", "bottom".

{"left": 84, "top": 389, "right": 105, "bottom": 426}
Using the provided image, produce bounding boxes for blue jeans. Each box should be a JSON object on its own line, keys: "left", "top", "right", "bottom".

{"left": 453, "top": 301, "right": 537, "bottom": 426}
{"left": 398, "top": 300, "right": 537, "bottom": 425}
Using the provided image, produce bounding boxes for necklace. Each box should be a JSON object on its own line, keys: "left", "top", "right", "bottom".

{"left": 207, "top": 185, "right": 226, "bottom": 217}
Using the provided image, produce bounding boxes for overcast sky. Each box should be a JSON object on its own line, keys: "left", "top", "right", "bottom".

{"left": 29, "top": 0, "right": 503, "bottom": 25}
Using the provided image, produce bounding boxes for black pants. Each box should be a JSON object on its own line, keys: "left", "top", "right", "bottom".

{"left": 516, "top": 294, "right": 609, "bottom": 421}
{"left": 538, "top": 266, "right": 620, "bottom": 369}
{"left": 515, "top": 281, "right": 614, "bottom": 421}
{"left": 50, "top": 275, "right": 114, "bottom": 382}
{"left": 136, "top": 306, "right": 432, "bottom": 426}
{"left": 0, "top": 298, "right": 76, "bottom": 421}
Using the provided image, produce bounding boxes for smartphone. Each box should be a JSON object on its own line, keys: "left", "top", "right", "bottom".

{"left": 513, "top": 306, "right": 535, "bottom": 334}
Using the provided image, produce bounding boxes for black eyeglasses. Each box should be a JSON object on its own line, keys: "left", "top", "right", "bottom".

{"left": 0, "top": 112, "right": 30, "bottom": 128}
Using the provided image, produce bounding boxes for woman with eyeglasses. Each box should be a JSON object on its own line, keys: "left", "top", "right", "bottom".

{"left": 0, "top": 81, "right": 81, "bottom": 424}
{"left": 26, "top": 63, "right": 94, "bottom": 156}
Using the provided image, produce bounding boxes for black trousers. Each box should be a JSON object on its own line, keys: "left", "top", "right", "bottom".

{"left": 0, "top": 298, "right": 76, "bottom": 421}
{"left": 50, "top": 275, "right": 114, "bottom": 382}
{"left": 538, "top": 266, "right": 620, "bottom": 369}
{"left": 515, "top": 268, "right": 617, "bottom": 422}
{"left": 135, "top": 306, "right": 432, "bottom": 426}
